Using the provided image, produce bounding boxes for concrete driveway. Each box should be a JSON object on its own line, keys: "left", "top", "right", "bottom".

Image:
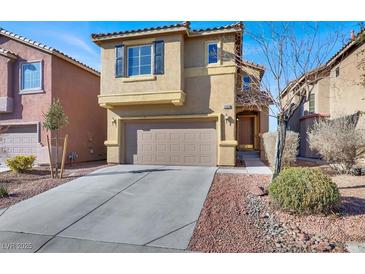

{"left": 0, "top": 165, "right": 216, "bottom": 253}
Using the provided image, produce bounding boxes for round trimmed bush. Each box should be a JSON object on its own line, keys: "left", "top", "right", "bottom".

{"left": 268, "top": 167, "right": 340, "bottom": 214}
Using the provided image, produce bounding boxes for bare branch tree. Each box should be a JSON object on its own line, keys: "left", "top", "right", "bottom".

{"left": 231, "top": 22, "right": 344, "bottom": 177}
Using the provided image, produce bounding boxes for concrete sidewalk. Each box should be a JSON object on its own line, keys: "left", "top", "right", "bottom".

{"left": 0, "top": 165, "right": 216, "bottom": 253}
{"left": 217, "top": 158, "right": 272, "bottom": 175}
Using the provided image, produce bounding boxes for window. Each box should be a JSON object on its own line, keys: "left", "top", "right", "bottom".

{"left": 309, "top": 93, "right": 315, "bottom": 113}
{"left": 207, "top": 42, "right": 218, "bottom": 64}
{"left": 115, "top": 45, "right": 124, "bottom": 77}
{"left": 335, "top": 67, "right": 340, "bottom": 77}
{"left": 20, "top": 61, "right": 42, "bottom": 91}
{"left": 127, "top": 45, "right": 152, "bottom": 76}
{"left": 243, "top": 75, "right": 251, "bottom": 90}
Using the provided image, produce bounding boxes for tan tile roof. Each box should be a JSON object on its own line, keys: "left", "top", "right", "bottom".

{"left": 189, "top": 21, "right": 243, "bottom": 34}
{"left": 280, "top": 65, "right": 328, "bottom": 98}
{"left": 242, "top": 60, "right": 265, "bottom": 72}
{"left": 91, "top": 21, "right": 244, "bottom": 41}
{"left": 326, "top": 28, "right": 365, "bottom": 66}
{"left": 281, "top": 28, "right": 365, "bottom": 97}
{"left": 0, "top": 27, "right": 99, "bottom": 76}
{"left": 92, "top": 22, "right": 190, "bottom": 40}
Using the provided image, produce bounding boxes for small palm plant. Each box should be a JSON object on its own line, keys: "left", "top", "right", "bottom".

{"left": 43, "top": 98, "right": 68, "bottom": 178}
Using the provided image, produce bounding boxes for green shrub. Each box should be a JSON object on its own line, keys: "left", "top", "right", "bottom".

{"left": 269, "top": 167, "right": 340, "bottom": 214}
{"left": 0, "top": 185, "right": 8, "bottom": 198}
{"left": 6, "top": 155, "right": 36, "bottom": 173}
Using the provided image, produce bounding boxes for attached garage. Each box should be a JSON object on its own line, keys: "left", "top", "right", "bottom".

{"left": 124, "top": 120, "right": 217, "bottom": 166}
{"left": 0, "top": 124, "right": 39, "bottom": 158}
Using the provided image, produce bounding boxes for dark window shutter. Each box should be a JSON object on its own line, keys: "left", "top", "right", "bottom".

{"left": 154, "top": 41, "right": 164, "bottom": 74}
{"left": 115, "top": 44, "right": 124, "bottom": 77}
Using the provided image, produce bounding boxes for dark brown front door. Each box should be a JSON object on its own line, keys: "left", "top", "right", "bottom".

{"left": 238, "top": 116, "right": 255, "bottom": 149}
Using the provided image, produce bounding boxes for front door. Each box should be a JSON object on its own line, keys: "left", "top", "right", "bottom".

{"left": 238, "top": 116, "right": 255, "bottom": 150}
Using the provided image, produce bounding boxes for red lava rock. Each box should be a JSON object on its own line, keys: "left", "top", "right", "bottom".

{"left": 189, "top": 172, "right": 364, "bottom": 253}
{"left": 188, "top": 174, "right": 272, "bottom": 252}
{"left": 298, "top": 233, "right": 310, "bottom": 242}
{"left": 315, "top": 242, "right": 332, "bottom": 252}
{"left": 248, "top": 185, "right": 268, "bottom": 196}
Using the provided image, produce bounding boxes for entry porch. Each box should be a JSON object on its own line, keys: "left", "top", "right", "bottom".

{"left": 235, "top": 107, "right": 269, "bottom": 161}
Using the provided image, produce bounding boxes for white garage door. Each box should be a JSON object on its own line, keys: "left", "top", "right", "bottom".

{"left": 0, "top": 124, "right": 39, "bottom": 158}
{"left": 125, "top": 120, "right": 217, "bottom": 166}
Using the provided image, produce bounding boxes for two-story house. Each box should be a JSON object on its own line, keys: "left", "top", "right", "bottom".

{"left": 0, "top": 27, "right": 106, "bottom": 164}
{"left": 92, "top": 21, "right": 269, "bottom": 166}
{"left": 281, "top": 29, "right": 365, "bottom": 158}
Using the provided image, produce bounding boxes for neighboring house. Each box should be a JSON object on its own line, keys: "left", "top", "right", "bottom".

{"left": 0, "top": 28, "right": 106, "bottom": 164}
{"left": 92, "top": 21, "right": 269, "bottom": 167}
{"left": 281, "top": 29, "right": 365, "bottom": 158}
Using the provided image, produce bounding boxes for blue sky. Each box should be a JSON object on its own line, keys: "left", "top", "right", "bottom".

{"left": 0, "top": 21, "right": 361, "bottom": 131}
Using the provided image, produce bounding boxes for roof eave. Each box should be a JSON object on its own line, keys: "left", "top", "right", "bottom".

{"left": 326, "top": 29, "right": 365, "bottom": 67}
{"left": 187, "top": 28, "right": 239, "bottom": 37}
{"left": 0, "top": 28, "right": 99, "bottom": 76}
{"left": 92, "top": 27, "right": 188, "bottom": 43}
{"left": 0, "top": 50, "right": 17, "bottom": 60}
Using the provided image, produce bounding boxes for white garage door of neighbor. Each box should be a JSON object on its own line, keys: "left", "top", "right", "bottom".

{"left": 0, "top": 124, "right": 39, "bottom": 157}
{"left": 125, "top": 121, "right": 217, "bottom": 166}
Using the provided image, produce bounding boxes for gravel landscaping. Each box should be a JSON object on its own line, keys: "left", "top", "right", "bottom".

{"left": 189, "top": 172, "right": 365, "bottom": 253}
{"left": 0, "top": 161, "right": 108, "bottom": 209}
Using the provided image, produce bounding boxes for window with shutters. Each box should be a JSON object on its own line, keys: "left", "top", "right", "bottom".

{"left": 116, "top": 42, "right": 164, "bottom": 78}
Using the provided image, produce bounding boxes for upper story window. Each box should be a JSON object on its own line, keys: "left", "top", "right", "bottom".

{"left": 335, "top": 67, "right": 340, "bottom": 77}
{"left": 207, "top": 42, "right": 218, "bottom": 64}
{"left": 115, "top": 41, "right": 164, "bottom": 78}
{"left": 243, "top": 75, "right": 251, "bottom": 90}
{"left": 20, "top": 61, "right": 42, "bottom": 92}
{"left": 128, "top": 45, "right": 153, "bottom": 76}
{"left": 309, "top": 93, "right": 315, "bottom": 113}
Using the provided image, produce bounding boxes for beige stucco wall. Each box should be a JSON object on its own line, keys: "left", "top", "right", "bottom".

{"left": 328, "top": 43, "right": 365, "bottom": 124}
{"left": 99, "top": 31, "right": 239, "bottom": 166}
{"left": 100, "top": 34, "right": 184, "bottom": 95}
{"left": 184, "top": 34, "right": 235, "bottom": 68}
{"left": 302, "top": 77, "right": 330, "bottom": 115}
{"left": 283, "top": 42, "right": 365, "bottom": 158}
{"left": 259, "top": 107, "right": 269, "bottom": 159}
{"left": 106, "top": 72, "right": 237, "bottom": 165}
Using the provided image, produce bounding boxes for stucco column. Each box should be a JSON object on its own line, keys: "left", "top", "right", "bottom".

{"left": 105, "top": 109, "right": 121, "bottom": 163}
{"left": 259, "top": 107, "right": 269, "bottom": 160}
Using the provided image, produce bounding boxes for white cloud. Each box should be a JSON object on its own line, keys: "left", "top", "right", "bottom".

{"left": 57, "top": 33, "right": 98, "bottom": 57}
{"left": 43, "top": 29, "right": 98, "bottom": 58}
